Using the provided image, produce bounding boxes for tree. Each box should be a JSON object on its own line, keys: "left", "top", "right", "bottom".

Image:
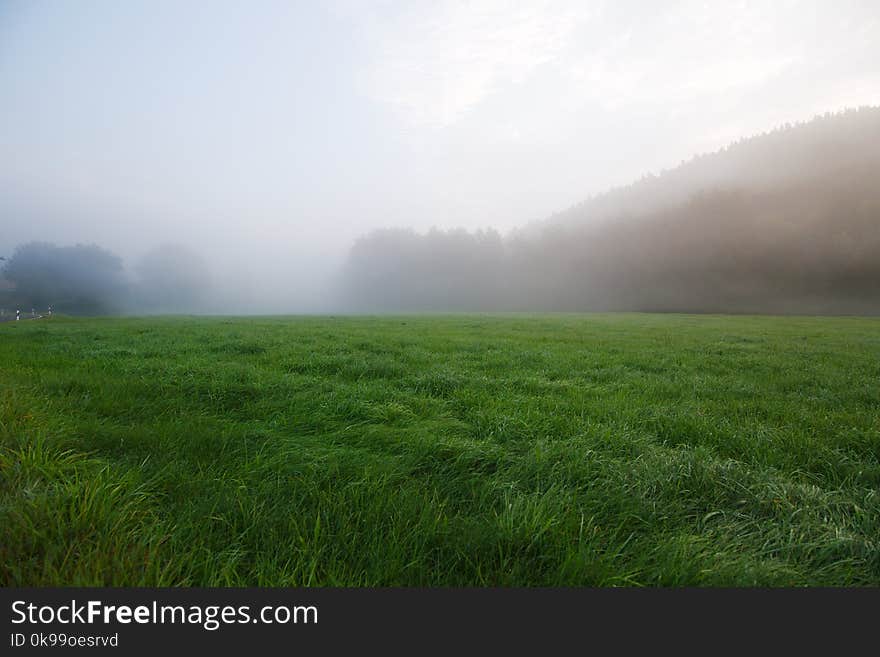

{"left": 1, "top": 242, "right": 128, "bottom": 314}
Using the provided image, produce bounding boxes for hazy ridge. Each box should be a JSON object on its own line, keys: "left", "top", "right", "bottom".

{"left": 340, "top": 106, "right": 880, "bottom": 314}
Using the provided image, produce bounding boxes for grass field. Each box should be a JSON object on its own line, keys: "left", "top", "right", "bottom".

{"left": 1, "top": 314, "right": 878, "bottom": 586}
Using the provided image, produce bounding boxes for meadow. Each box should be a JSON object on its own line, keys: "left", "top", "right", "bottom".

{"left": 1, "top": 314, "right": 878, "bottom": 586}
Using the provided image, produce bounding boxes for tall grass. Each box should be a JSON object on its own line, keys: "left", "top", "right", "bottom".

{"left": 1, "top": 313, "right": 878, "bottom": 585}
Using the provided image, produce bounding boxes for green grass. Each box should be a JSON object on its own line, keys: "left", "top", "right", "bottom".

{"left": 1, "top": 313, "right": 878, "bottom": 586}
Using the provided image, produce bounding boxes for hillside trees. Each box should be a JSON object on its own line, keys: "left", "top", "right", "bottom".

{"left": 338, "top": 107, "right": 880, "bottom": 314}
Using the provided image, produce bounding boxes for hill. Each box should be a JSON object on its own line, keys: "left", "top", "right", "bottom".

{"left": 339, "top": 107, "right": 880, "bottom": 314}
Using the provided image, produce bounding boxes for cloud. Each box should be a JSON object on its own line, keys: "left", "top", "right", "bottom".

{"left": 350, "top": 0, "right": 879, "bottom": 132}
{"left": 352, "top": 0, "right": 594, "bottom": 127}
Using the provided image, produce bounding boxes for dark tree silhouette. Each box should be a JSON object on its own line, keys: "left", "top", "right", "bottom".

{"left": 1, "top": 242, "right": 128, "bottom": 315}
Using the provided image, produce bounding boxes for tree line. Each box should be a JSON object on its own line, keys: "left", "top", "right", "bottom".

{"left": 4, "top": 108, "right": 878, "bottom": 316}
{"left": 337, "top": 107, "right": 880, "bottom": 315}
{"left": 0, "top": 242, "right": 212, "bottom": 315}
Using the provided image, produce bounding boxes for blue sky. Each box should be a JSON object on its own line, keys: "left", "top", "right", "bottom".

{"left": 2, "top": 1, "right": 879, "bottom": 307}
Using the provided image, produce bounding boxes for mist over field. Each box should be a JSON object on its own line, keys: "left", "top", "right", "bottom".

{"left": 4, "top": 2, "right": 880, "bottom": 592}
{"left": 2, "top": 2, "right": 879, "bottom": 315}
{"left": 4, "top": 107, "right": 879, "bottom": 316}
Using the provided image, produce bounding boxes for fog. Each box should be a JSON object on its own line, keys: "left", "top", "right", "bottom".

{"left": 2, "top": 2, "right": 879, "bottom": 315}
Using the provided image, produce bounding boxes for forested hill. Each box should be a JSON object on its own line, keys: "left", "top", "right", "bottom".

{"left": 338, "top": 106, "right": 880, "bottom": 314}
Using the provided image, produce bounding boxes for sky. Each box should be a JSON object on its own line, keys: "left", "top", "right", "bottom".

{"left": 1, "top": 0, "right": 879, "bottom": 309}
